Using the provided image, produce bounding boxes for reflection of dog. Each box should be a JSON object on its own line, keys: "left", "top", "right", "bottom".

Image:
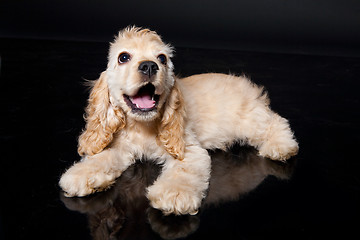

{"left": 61, "top": 161, "right": 160, "bottom": 240}
{"left": 59, "top": 26, "right": 298, "bottom": 215}
{"left": 204, "top": 146, "right": 294, "bottom": 206}
{"left": 61, "top": 147, "right": 295, "bottom": 240}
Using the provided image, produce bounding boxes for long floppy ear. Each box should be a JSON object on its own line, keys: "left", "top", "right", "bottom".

{"left": 78, "top": 71, "right": 126, "bottom": 156}
{"left": 157, "top": 82, "right": 186, "bottom": 160}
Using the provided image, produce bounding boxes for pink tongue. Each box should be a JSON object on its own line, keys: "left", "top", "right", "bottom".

{"left": 131, "top": 94, "right": 155, "bottom": 109}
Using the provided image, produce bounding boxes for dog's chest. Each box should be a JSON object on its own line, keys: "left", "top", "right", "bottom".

{"left": 116, "top": 127, "right": 167, "bottom": 160}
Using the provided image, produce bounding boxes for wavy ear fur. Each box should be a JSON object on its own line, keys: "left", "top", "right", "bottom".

{"left": 78, "top": 71, "right": 126, "bottom": 156}
{"left": 157, "top": 82, "right": 186, "bottom": 160}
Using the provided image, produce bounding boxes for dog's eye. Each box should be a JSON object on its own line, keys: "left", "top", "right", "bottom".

{"left": 118, "top": 52, "right": 131, "bottom": 64}
{"left": 157, "top": 54, "right": 167, "bottom": 65}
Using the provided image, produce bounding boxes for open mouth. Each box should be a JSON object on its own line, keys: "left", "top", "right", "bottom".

{"left": 123, "top": 83, "right": 160, "bottom": 113}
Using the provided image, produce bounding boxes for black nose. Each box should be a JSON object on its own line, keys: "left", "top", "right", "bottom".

{"left": 138, "top": 61, "right": 159, "bottom": 77}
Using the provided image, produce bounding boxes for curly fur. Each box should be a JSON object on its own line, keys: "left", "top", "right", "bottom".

{"left": 156, "top": 83, "right": 186, "bottom": 160}
{"left": 78, "top": 71, "right": 126, "bottom": 156}
{"left": 59, "top": 26, "right": 298, "bottom": 215}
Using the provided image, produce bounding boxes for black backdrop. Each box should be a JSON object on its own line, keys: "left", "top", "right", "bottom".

{"left": 1, "top": 1, "right": 360, "bottom": 239}
{"left": 1, "top": 0, "right": 360, "bottom": 55}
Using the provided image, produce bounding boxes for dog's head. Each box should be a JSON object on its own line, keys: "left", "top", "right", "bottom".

{"left": 107, "top": 27, "right": 175, "bottom": 121}
{"left": 78, "top": 27, "right": 185, "bottom": 159}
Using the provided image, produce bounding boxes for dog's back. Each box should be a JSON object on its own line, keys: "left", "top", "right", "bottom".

{"left": 179, "top": 73, "right": 269, "bottom": 150}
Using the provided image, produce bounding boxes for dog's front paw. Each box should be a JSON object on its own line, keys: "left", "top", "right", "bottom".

{"left": 59, "top": 162, "right": 115, "bottom": 197}
{"left": 146, "top": 181, "right": 203, "bottom": 215}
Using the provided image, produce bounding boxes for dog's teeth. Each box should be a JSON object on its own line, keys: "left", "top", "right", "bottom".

{"left": 151, "top": 95, "right": 154, "bottom": 101}
{"left": 136, "top": 103, "right": 140, "bottom": 108}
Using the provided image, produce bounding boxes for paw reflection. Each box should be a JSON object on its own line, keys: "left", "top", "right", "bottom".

{"left": 147, "top": 208, "right": 200, "bottom": 240}
{"left": 61, "top": 146, "right": 296, "bottom": 239}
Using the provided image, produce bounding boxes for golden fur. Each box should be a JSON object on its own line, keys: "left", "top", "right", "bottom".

{"left": 59, "top": 26, "right": 298, "bottom": 215}
{"left": 78, "top": 72, "right": 126, "bottom": 156}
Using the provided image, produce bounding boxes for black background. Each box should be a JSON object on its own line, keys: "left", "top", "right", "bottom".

{"left": 1, "top": 0, "right": 360, "bottom": 56}
{"left": 1, "top": 1, "right": 360, "bottom": 239}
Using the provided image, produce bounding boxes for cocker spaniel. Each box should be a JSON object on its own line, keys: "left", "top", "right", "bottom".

{"left": 59, "top": 26, "right": 298, "bottom": 215}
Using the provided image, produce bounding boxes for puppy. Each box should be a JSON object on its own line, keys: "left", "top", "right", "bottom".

{"left": 59, "top": 26, "right": 298, "bottom": 215}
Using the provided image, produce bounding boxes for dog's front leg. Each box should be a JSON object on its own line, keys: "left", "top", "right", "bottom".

{"left": 59, "top": 148, "right": 134, "bottom": 197}
{"left": 147, "top": 137, "right": 211, "bottom": 215}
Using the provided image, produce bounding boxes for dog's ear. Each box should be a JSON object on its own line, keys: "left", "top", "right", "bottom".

{"left": 157, "top": 82, "right": 186, "bottom": 160}
{"left": 78, "top": 71, "right": 126, "bottom": 156}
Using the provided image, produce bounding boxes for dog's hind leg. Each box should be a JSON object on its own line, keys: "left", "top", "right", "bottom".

{"left": 242, "top": 106, "right": 299, "bottom": 161}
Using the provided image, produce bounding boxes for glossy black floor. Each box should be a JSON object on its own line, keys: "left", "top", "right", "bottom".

{"left": 0, "top": 39, "right": 359, "bottom": 240}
